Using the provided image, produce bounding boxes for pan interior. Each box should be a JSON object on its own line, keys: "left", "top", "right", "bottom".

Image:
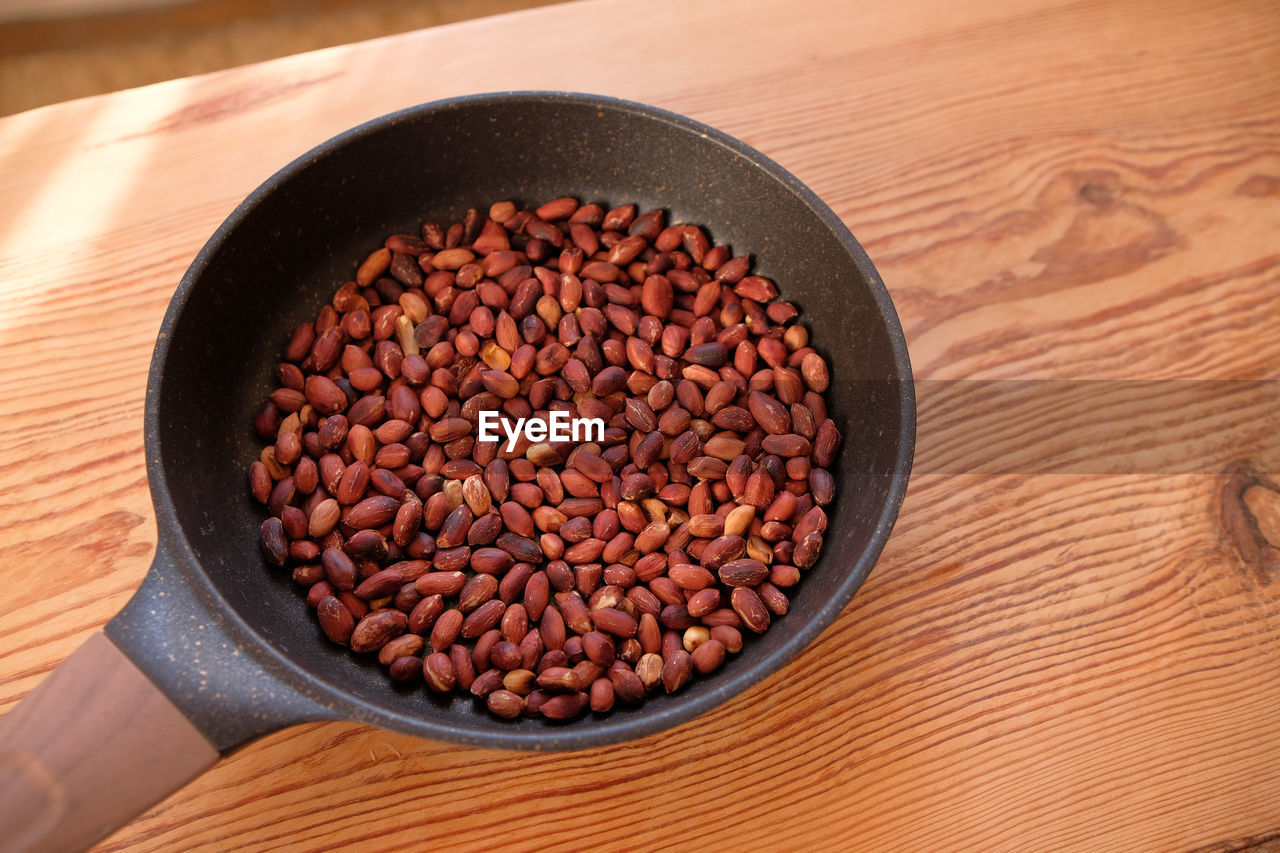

{"left": 153, "top": 93, "right": 911, "bottom": 747}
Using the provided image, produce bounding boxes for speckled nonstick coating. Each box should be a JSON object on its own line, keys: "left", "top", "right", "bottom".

{"left": 106, "top": 91, "right": 915, "bottom": 752}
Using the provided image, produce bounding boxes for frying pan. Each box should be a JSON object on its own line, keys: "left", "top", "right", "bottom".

{"left": 0, "top": 92, "right": 914, "bottom": 852}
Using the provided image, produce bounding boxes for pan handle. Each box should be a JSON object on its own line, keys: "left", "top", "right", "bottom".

{"left": 104, "top": 532, "right": 343, "bottom": 753}
{"left": 0, "top": 632, "right": 220, "bottom": 853}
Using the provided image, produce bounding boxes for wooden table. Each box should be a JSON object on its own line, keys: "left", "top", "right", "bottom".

{"left": 1, "top": 0, "right": 1277, "bottom": 849}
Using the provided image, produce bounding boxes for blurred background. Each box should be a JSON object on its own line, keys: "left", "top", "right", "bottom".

{"left": 0, "top": 0, "right": 561, "bottom": 115}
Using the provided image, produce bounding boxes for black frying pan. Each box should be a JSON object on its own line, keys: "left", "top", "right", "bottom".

{"left": 0, "top": 92, "right": 914, "bottom": 853}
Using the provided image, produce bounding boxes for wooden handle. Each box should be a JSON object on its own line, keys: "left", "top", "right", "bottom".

{"left": 0, "top": 632, "right": 219, "bottom": 853}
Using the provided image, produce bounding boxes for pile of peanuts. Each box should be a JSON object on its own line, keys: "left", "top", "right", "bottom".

{"left": 251, "top": 197, "right": 839, "bottom": 720}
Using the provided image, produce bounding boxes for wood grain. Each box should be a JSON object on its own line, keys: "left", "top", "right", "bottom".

{"left": 0, "top": 0, "right": 1276, "bottom": 850}
{"left": 0, "top": 0, "right": 565, "bottom": 114}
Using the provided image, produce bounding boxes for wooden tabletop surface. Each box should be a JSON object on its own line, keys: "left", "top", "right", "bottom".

{"left": 1, "top": 0, "right": 1278, "bottom": 849}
